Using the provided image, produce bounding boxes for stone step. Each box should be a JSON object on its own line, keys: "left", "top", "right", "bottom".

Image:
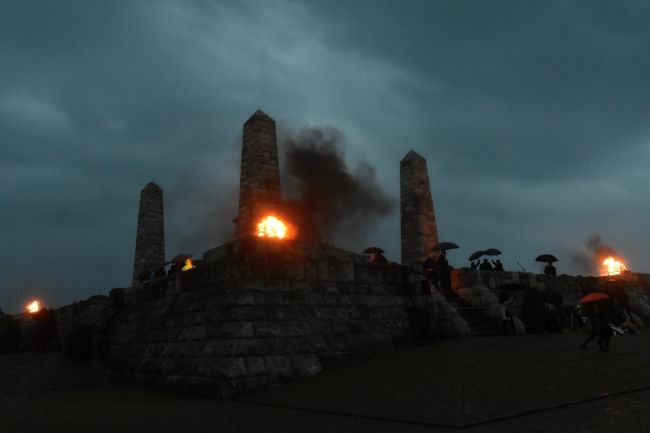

{"left": 444, "top": 296, "right": 505, "bottom": 336}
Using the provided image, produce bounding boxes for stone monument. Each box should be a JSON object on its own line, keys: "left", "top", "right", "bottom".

{"left": 400, "top": 150, "right": 439, "bottom": 264}
{"left": 132, "top": 182, "right": 165, "bottom": 284}
{"left": 234, "top": 109, "right": 283, "bottom": 239}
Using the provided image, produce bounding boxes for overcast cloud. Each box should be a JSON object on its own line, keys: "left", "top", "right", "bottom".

{"left": 2, "top": 0, "right": 650, "bottom": 312}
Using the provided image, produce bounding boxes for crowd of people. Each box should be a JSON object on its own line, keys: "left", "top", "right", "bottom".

{"left": 471, "top": 258, "right": 504, "bottom": 271}
{"left": 367, "top": 246, "right": 637, "bottom": 348}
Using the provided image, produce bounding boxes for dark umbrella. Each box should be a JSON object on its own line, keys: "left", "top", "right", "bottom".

{"left": 535, "top": 254, "right": 559, "bottom": 263}
{"left": 432, "top": 242, "right": 459, "bottom": 251}
{"left": 468, "top": 250, "right": 484, "bottom": 261}
{"left": 363, "top": 247, "right": 384, "bottom": 254}
{"left": 484, "top": 248, "right": 502, "bottom": 256}
{"left": 580, "top": 292, "right": 610, "bottom": 304}
{"left": 498, "top": 283, "right": 526, "bottom": 291}
{"left": 170, "top": 254, "right": 192, "bottom": 264}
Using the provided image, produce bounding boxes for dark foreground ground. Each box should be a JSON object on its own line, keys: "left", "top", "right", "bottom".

{"left": 2, "top": 331, "right": 650, "bottom": 433}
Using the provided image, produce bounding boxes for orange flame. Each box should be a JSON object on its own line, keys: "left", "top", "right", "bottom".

{"left": 601, "top": 256, "right": 627, "bottom": 276}
{"left": 181, "top": 258, "right": 195, "bottom": 272}
{"left": 256, "top": 215, "right": 289, "bottom": 239}
{"left": 26, "top": 300, "right": 41, "bottom": 314}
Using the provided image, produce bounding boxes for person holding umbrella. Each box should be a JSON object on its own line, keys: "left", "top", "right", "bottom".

{"left": 536, "top": 254, "right": 558, "bottom": 275}
{"left": 483, "top": 248, "right": 504, "bottom": 271}
{"left": 363, "top": 247, "right": 388, "bottom": 264}
{"left": 431, "top": 242, "right": 459, "bottom": 295}
{"left": 479, "top": 258, "right": 493, "bottom": 271}
{"left": 422, "top": 251, "right": 440, "bottom": 289}
{"left": 580, "top": 292, "right": 612, "bottom": 351}
{"left": 544, "top": 263, "right": 557, "bottom": 275}
{"left": 468, "top": 250, "right": 483, "bottom": 269}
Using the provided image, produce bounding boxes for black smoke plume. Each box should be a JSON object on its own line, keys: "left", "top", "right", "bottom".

{"left": 281, "top": 126, "right": 395, "bottom": 245}
{"left": 570, "top": 234, "right": 618, "bottom": 274}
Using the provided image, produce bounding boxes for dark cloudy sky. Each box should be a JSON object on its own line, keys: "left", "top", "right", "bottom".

{"left": 2, "top": 1, "right": 650, "bottom": 313}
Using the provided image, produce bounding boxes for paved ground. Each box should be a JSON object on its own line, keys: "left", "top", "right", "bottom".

{"left": 2, "top": 332, "right": 650, "bottom": 433}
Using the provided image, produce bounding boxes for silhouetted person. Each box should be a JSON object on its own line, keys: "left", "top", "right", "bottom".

{"left": 597, "top": 309, "right": 613, "bottom": 351}
{"left": 479, "top": 259, "right": 493, "bottom": 271}
{"left": 499, "top": 291, "right": 515, "bottom": 334}
{"left": 423, "top": 254, "right": 439, "bottom": 289}
{"left": 581, "top": 304, "right": 599, "bottom": 350}
{"left": 437, "top": 251, "right": 452, "bottom": 295}
{"left": 167, "top": 263, "right": 181, "bottom": 276}
{"left": 136, "top": 270, "right": 148, "bottom": 283}
{"left": 470, "top": 260, "right": 479, "bottom": 269}
{"left": 492, "top": 259, "right": 504, "bottom": 271}
{"left": 544, "top": 263, "right": 557, "bottom": 275}
{"left": 542, "top": 288, "right": 564, "bottom": 332}
{"left": 369, "top": 253, "right": 388, "bottom": 264}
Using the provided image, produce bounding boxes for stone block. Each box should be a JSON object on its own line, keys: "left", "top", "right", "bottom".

{"left": 223, "top": 293, "right": 256, "bottom": 306}
{"left": 264, "top": 356, "right": 295, "bottom": 381}
{"left": 226, "top": 306, "right": 272, "bottom": 321}
{"left": 253, "top": 292, "right": 286, "bottom": 305}
{"left": 253, "top": 322, "right": 283, "bottom": 337}
{"left": 203, "top": 358, "right": 247, "bottom": 379}
{"left": 309, "top": 321, "right": 331, "bottom": 335}
{"left": 202, "top": 339, "right": 238, "bottom": 357}
{"left": 322, "top": 294, "right": 340, "bottom": 306}
{"left": 290, "top": 354, "right": 322, "bottom": 377}
{"left": 219, "top": 322, "right": 254, "bottom": 338}
{"left": 330, "top": 321, "right": 349, "bottom": 335}
{"left": 244, "top": 356, "right": 267, "bottom": 376}
{"left": 290, "top": 281, "right": 311, "bottom": 292}
{"left": 264, "top": 279, "right": 292, "bottom": 291}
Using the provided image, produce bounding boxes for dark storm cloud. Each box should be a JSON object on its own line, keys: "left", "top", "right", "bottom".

{"left": 2, "top": 0, "right": 650, "bottom": 311}
{"left": 309, "top": 0, "right": 650, "bottom": 182}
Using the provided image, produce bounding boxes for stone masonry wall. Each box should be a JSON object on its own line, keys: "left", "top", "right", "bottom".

{"left": 106, "top": 240, "right": 422, "bottom": 396}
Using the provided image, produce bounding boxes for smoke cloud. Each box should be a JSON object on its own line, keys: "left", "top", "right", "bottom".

{"left": 570, "top": 234, "right": 618, "bottom": 275}
{"left": 282, "top": 126, "right": 395, "bottom": 245}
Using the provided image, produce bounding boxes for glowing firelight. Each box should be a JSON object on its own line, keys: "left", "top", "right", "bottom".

{"left": 602, "top": 256, "right": 627, "bottom": 276}
{"left": 26, "top": 300, "right": 42, "bottom": 314}
{"left": 256, "top": 215, "right": 288, "bottom": 239}
{"left": 181, "top": 258, "right": 195, "bottom": 272}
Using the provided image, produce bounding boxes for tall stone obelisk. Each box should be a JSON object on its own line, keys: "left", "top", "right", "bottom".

{"left": 400, "top": 151, "right": 439, "bottom": 264}
{"left": 132, "top": 182, "right": 165, "bottom": 284}
{"left": 234, "top": 109, "right": 282, "bottom": 239}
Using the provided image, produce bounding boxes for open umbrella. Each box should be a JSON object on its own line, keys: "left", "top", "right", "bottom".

{"left": 362, "top": 247, "right": 384, "bottom": 254}
{"left": 535, "top": 254, "right": 559, "bottom": 263}
{"left": 432, "top": 242, "right": 459, "bottom": 251}
{"left": 580, "top": 292, "right": 610, "bottom": 304}
{"left": 170, "top": 254, "right": 192, "bottom": 264}
{"left": 484, "top": 248, "right": 502, "bottom": 256}
{"left": 468, "top": 250, "right": 484, "bottom": 261}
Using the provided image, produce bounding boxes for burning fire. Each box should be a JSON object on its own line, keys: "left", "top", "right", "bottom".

{"left": 601, "top": 256, "right": 627, "bottom": 276}
{"left": 181, "top": 258, "right": 195, "bottom": 272}
{"left": 256, "top": 215, "right": 288, "bottom": 239}
{"left": 26, "top": 300, "right": 41, "bottom": 314}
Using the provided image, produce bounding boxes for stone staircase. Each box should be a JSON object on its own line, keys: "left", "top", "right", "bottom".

{"left": 443, "top": 292, "right": 504, "bottom": 337}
